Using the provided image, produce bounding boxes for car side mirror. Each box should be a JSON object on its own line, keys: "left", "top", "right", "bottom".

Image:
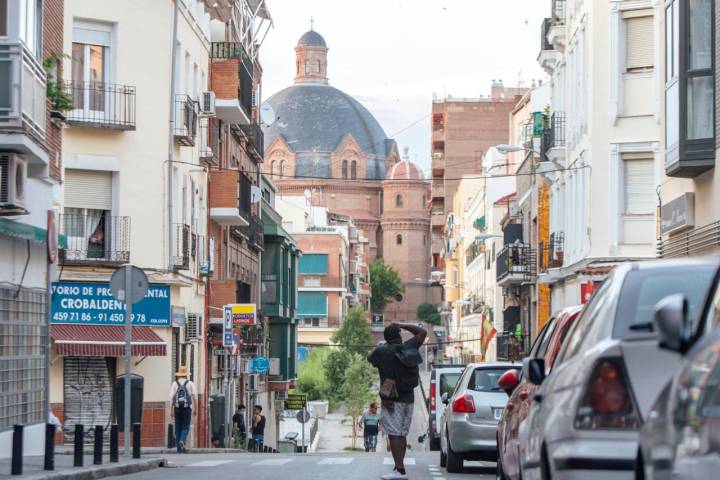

{"left": 441, "top": 392, "right": 449, "bottom": 405}
{"left": 497, "top": 369, "right": 520, "bottom": 396}
{"left": 654, "top": 294, "right": 689, "bottom": 354}
{"left": 524, "top": 357, "right": 546, "bottom": 386}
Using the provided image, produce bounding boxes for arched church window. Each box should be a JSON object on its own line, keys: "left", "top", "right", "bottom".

{"left": 304, "top": 60, "right": 309, "bottom": 74}
{"left": 350, "top": 161, "right": 357, "bottom": 180}
{"left": 317, "top": 60, "right": 321, "bottom": 73}
{"left": 396, "top": 194, "right": 403, "bottom": 207}
{"left": 280, "top": 160, "right": 286, "bottom": 179}
{"left": 396, "top": 234, "right": 403, "bottom": 245}
{"left": 270, "top": 161, "right": 276, "bottom": 176}
{"left": 342, "top": 160, "right": 348, "bottom": 179}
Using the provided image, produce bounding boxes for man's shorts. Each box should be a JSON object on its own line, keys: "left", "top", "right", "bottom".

{"left": 381, "top": 401, "right": 413, "bottom": 437}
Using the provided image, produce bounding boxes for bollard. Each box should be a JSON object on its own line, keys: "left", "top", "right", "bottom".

{"left": 11, "top": 424, "right": 23, "bottom": 475}
{"left": 73, "top": 424, "right": 84, "bottom": 467}
{"left": 109, "top": 425, "right": 118, "bottom": 463}
{"left": 44, "top": 423, "right": 56, "bottom": 471}
{"left": 167, "top": 424, "right": 175, "bottom": 449}
{"left": 132, "top": 423, "right": 141, "bottom": 459}
{"left": 93, "top": 425, "right": 103, "bottom": 465}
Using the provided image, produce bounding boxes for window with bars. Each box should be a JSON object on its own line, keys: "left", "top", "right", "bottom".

{"left": 185, "top": 313, "right": 202, "bottom": 341}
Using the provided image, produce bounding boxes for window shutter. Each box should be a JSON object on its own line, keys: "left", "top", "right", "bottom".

{"left": 297, "top": 292, "right": 328, "bottom": 317}
{"left": 625, "top": 15, "right": 654, "bottom": 71}
{"left": 623, "top": 155, "right": 655, "bottom": 214}
{"left": 64, "top": 170, "right": 112, "bottom": 210}
{"left": 298, "top": 254, "right": 329, "bottom": 274}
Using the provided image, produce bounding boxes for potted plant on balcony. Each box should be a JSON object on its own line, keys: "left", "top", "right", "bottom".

{"left": 43, "top": 53, "right": 73, "bottom": 127}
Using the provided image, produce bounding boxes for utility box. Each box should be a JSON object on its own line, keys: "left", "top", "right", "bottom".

{"left": 114, "top": 373, "right": 144, "bottom": 431}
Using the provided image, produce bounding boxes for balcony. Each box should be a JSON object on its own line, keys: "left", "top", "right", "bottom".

{"left": 465, "top": 239, "right": 486, "bottom": 266}
{"left": 496, "top": 244, "right": 535, "bottom": 286}
{"left": 0, "top": 42, "right": 47, "bottom": 164}
{"left": 237, "top": 123, "right": 264, "bottom": 162}
{"left": 174, "top": 95, "right": 198, "bottom": 146}
{"left": 538, "top": 18, "right": 560, "bottom": 74}
{"left": 549, "top": 231, "right": 565, "bottom": 268}
{"left": 547, "top": 0, "right": 567, "bottom": 52}
{"left": 209, "top": 170, "right": 251, "bottom": 226}
{"left": 496, "top": 334, "right": 530, "bottom": 361}
{"left": 65, "top": 81, "right": 136, "bottom": 130}
{"left": 210, "top": 42, "right": 253, "bottom": 125}
{"left": 199, "top": 117, "right": 219, "bottom": 165}
{"left": 540, "top": 112, "right": 566, "bottom": 164}
{"left": 172, "top": 223, "right": 191, "bottom": 270}
{"left": 233, "top": 214, "right": 264, "bottom": 251}
{"left": 59, "top": 214, "right": 130, "bottom": 265}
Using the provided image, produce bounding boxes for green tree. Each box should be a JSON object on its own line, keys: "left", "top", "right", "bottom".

{"left": 370, "top": 259, "right": 404, "bottom": 314}
{"left": 342, "top": 353, "right": 376, "bottom": 450}
{"left": 324, "top": 348, "right": 352, "bottom": 402}
{"left": 294, "top": 347, "right": 329, "bottom": 401}
{"left": 417, "top": 302, "right": 441, "bottom": 325}
{"left": 331, "top": 306, "right": 372, "bottom": 355}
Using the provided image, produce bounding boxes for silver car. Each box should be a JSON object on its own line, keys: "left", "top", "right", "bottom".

{"left": 439, "top": 362, "right": 519, "bottom": 473}
{"left": 519, "top": 260, "right": 717, "bottom": 480}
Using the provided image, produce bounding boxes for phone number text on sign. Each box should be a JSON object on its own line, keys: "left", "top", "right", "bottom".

{"left": 51, "top": 281, "right": 171, "bottom": 326}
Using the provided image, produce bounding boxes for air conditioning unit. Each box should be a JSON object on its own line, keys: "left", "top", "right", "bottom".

{"left": 0, "top": 154, "right": 28, "bottom": 216}
{"left": 185, "top": 313, "right": 202, "bottom": 341}
{"left": 247, "top": 373, "right": 259, "bottom": 391}
{"left": 200, "top": 91, "right": 216, "bottom": 116}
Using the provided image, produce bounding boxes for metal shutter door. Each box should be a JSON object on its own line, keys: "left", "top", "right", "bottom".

{"left": 64, "top": 170, "right": 112, "bottom": 210}
{"left": 63, "top": 356, "right": 114, "bottom": 443}
{"left": 625, "top": 15, "right": 654, "bottom": 70}
{"left": 623, "top": 155, "right": 655, "bottom": 214}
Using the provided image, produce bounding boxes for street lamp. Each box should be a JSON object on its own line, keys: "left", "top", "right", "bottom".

{"left": 475, "top": 233, "right": 503, "bottom": 241}
{"left": 495, "top": 144, "right": 565, "bottom": 172}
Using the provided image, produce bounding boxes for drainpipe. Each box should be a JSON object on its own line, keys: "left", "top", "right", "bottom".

{"left": 168, "top": 0, "right": 180, "bottom": 270}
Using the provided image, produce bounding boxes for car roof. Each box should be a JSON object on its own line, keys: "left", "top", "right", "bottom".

{"left": 464, "top": 362, "right": 520, "bottom": 370}
{"left": 617, "top": 257, "right": 719, "bottom": 274}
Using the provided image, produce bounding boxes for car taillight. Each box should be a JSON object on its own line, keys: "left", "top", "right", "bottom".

{"left": 452, "top": 394, "right": 476, "bottom": 413}
{"left": 429, "top": 383, "right": 436, "bottom": 412}
{"left": 575, "top": 359, "right": 640, "bottom": 430}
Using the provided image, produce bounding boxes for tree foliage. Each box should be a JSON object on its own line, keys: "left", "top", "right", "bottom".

{"left": 324, "top": 349, "right": 352, "bottom": 402}
{"left": 417, "top": 302, "right": 441, "bottom": 325}
{"left": 294, "top": 347, "right": 329, "bottom": 401}
{"left": 331, "top": 306, "right": 372, "bottom": 355}
{"left": 342, "top": 353, "right": 376, "bottom": 450}
{"left": 369, "top": 259, "right": 404, "bottom": 313}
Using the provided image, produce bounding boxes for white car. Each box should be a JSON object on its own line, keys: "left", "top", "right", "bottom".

{"left": 518, "top": 260, "right": 717, "bottom": 480}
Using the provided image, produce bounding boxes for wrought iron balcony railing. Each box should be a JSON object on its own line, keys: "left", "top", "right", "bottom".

{"left": 172, "top": 223, "right": 191, "bottom": 270}
{"left": 496, "top": 334, "right": 530, "bottom": 361}
{"left": 59, "top": 214, "right": 130, "bottom": 265}
{"left": 552, "top": 0, "right": 566, "bottom": 23}
{"left": 496, "top": 244, "right": 535, "bottom": 283}
{"left": 65, "top": 81, "right": 136, "bottom": 130}
{"left": 174, "top": 95, "right": 198, "bottom": 146}
{"left": 238, "top": 123, "right": 264, "bottom": 162}
{"left": 210, "top": 42, "right": 253, "bottom": 118}
{"left": 541, "top": 112, "right": 566, "bottom": 157}
{"left": 234, "top": 214, "right": 264, "bottom": 250}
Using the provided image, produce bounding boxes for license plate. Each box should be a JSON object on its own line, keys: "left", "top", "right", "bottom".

{"left": 493, "top": 408, "right": 503, "bottom": 420}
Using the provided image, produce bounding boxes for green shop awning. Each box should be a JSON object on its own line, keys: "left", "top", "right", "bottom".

{"left": 297, "top": 291, "right": 328, "bottom": 317}
{"left": 0, "top": 218, "right": 67, "bottom": 248}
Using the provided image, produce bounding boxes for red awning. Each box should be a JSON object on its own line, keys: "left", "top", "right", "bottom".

{"left": 50, "top": 325, "right": 167, "bottom": 357}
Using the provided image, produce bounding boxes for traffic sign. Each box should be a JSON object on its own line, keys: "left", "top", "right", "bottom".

{"left": 296, "top": 409, "right": 311, "bottom": 424}
{"left": 252, "top": 356, "right": 269, "bottom": 373}
{"left": 285, "top": 394, "right": 307, "bottom": 410}
{"left": 222, "top": 305, "right": 234, "bottom": 348}
{"left": 110, "top": 266, "right": 149, "bottom": 304}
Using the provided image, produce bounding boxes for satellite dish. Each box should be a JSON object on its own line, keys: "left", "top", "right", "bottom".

{"left": 260, "top": 103, "right": 276, "bottom": 126}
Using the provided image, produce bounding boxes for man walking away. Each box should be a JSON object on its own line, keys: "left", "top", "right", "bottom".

{"left": 249, "top": 405, "right": 266, "bottom": 452}
{"left": 368, "top": 323, "right": 426, "bottom": 480}
{"left": 168, "top": 366, "right": 197, "bottom": 453}
{"left": 359, "top": 402, "right": 381, "bottom": 452}
{"left": 232, "top": 404, "right": 247, "bottom": 449}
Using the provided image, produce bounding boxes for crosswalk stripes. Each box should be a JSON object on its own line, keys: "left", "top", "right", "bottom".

{"left": 252, "top": 458, "right": 295, "bottom": 466}
{"left": 317, "top": 457, "right": 356, "bottom": 465}
{"left": 186, "top": 460, "right": 236, "bottom": 467}
{"left": 382, "top": 457, "right": 416, "bottom": 465}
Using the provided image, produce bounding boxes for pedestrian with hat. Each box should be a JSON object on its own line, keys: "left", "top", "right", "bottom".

{"left": 168, "top": 365, "right": 197, "bottom": 453}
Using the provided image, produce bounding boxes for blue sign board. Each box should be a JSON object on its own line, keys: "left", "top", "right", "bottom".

{"left": 51, "top": 281, "right": 171, "bottom": 326}
{"left": 252, "top": 356, "right": 270, "bottom": 373}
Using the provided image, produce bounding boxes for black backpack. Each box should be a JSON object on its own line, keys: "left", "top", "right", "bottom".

{"left": 392, "top": 344, "right": 423, "bottom": 393}
{"left": 174, "top": 380, "right": 192, "bottom": 409}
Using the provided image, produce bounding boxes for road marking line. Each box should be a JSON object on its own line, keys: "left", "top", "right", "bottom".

{"left": 383, "top": 457, "right": 416, "bottom": 465}
{"left": 186, "top": 460, "right": 235, "bottom": 467}
{"left": 252, "top": 458, "right": 294, "bottom": 466}
{"left": 317, "top": 457, "right": 355, "bottom": 465}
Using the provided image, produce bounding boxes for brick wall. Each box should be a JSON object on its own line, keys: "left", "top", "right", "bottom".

{"left": 210, "top": 60, "right": 239, "bottom": 100}
{"left": 43, "top": 0, "right": 64, "bottom": 181}
{"left": 209, "top": 170, "right": 240, "bottom": 209}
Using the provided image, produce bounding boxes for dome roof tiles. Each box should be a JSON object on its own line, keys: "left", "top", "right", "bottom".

{"left": 297, "top": 30, "right": 327, "bottom": 47}
{"left": 386, "top": 160, "right": 423, "bottom": 181}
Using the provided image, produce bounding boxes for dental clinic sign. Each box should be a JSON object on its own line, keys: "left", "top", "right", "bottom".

{"left": 51, "top": 281, "right": 171, "bottom": 326}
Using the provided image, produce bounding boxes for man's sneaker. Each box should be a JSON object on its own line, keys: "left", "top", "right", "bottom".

{"left": 381, "top": 470, "right": 408, "bottom": 480}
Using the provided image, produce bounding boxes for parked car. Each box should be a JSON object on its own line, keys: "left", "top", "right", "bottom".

{"left": 427, "top": 364, "right": 465, "bottom": 450}
{"left": 440, "top": 362, "right": 520, "bottom": 473}
{"left": 519, "top": 259, "right": 717, "bottom": 480}
{"left": 637, "top": 261, "right": 720, "bottom": 479}
{"left": 496, "top": 306, "right": 583, "bottom": 480}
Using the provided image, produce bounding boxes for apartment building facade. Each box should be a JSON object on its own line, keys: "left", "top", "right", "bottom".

{"left": 537, "top": 0, "right": 660, "bottom": 312}
{"left": 0, "top": 0, "right": 64, "bottom": 457}
{"left": 657, "top": 0, "right": 719, "bottom": 257}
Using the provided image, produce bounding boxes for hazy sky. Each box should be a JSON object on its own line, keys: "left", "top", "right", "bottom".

{"left": 260, "top": 0, "right": 548, "bottom": 174}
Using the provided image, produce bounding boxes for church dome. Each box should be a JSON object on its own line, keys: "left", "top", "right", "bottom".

{"left": 297, "top": 30, "right": 327, "bottom": 47}
{"left": 386, "top": 160, "right": 423, "bottom": 181}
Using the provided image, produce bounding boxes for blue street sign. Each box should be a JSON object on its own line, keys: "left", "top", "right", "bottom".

{"left": 51, "top": 281, "right": 170, "bottom": 326}
{"left": 253, "top": 356, "right": 270, "bottom": 373}
{"left": 297, "top": 346, "right": 310, "bottom": 363}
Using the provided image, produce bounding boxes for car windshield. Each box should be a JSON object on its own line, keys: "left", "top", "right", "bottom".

{"left": 614, "top": 265, "right": 716, "bottom": 338}
{"left": 440, "top": 373, "right": 461, "bottom": 397}
{"left": 468, "top": 368, "right": 518, "bottom": 392}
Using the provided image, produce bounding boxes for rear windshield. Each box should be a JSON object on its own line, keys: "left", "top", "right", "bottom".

{"left": 468, "top": 368, "right": 519, "bottom": 392}
{"left": 614, "top": 265, "right": 715, "bottom": 338}
{"left": 439, "top": 373, "right": 461, "bottom": 397}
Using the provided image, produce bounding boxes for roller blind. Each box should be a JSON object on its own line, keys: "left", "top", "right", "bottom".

{"left": 64, "top": 170, "right": 112, "bottom": 210}
{"left": 298, "top": 254, "right": 329, "bottom": 274}
{"left": 623, "top": 155, "right": 655, "bottom": 214}
{"left": 626, "top": 15, "right": 654, "bottom": 71}
{"left": 297, "top": 292, "right": 328, "bottom": 317}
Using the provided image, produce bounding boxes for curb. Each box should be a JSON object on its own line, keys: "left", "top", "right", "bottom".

{"left": 56, "top": 448, "right": 244, "bottom": 455}
{"left": 27, "top": 458, "right": 166, "bottom": 480}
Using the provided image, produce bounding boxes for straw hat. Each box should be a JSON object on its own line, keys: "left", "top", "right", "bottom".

{"left": 175, "top": 365, "right": 189, "bottom": 377}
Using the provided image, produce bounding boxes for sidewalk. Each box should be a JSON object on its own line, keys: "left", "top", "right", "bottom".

{"left": 316, "top": 409, "right": 358, "bottom": 453}
{"left": 0, "top": 455, "right": 165, "bottom": 480}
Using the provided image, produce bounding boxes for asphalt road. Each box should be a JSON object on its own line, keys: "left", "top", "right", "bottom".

{"left": 112, "top": 452, "right": 497, "bottom": 480}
